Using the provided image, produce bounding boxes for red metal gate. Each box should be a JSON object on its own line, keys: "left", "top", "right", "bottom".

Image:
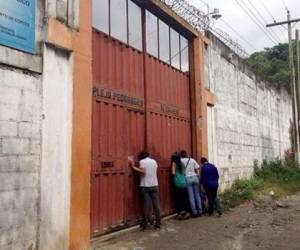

{"left": 91, "top": 31, "right": 191, "bottom": 235}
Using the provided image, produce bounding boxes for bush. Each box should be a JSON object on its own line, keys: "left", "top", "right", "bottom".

{"left": 220, "top": 158, "right": 300, "bottom": 211}
{"left": 254, "top": 158, "right": 300, "bottom": 183}
{"left": 220, "top": 178, "right": 263, "bottom": 210}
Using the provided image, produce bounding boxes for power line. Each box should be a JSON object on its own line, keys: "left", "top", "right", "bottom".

{"left": 280, "top": 0, "right": 289, "bottom": 11}
{"left": 235, "top": 0, "right": 278, "bottom": 45}
{"left": 245, "top": 0, "right": 284, "bottom": 42}
{"left": 219, "top": 18, "right": 258, "bottom": 51}
{"left": 194, "top": 0, "right": 257, "bottom": 52}
{"left": 246, "top": 0, "right": 268, "bottom": 24}
{"left": 239, "top": 0, "right": 281, "bottom": 43}
{"left": 258, "top": 0, "right": 288, "bottom": 35}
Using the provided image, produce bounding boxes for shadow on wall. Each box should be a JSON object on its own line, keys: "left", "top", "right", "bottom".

{"left": 261, "top": 131, "right": 274, "bottom": 160}
{"left": 289, "top": 119, "right": 295, "bottom": 154}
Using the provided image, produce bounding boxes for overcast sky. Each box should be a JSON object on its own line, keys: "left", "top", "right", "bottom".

{"left": 189, "top": 0, "right": 300, "bottom": 54}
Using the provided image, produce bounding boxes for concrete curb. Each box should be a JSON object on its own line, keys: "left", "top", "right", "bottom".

{"left": 91, "top": 214, "right": 176, "bottom": 248}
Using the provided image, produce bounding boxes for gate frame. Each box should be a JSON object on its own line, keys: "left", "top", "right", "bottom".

{"left": 63, "top": 0, "right": 213, "bottom": 248}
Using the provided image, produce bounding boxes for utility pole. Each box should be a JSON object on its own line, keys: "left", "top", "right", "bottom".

{"left": 296, "top": 29, "right": 300, "bottom": 124}
{"left": 267, "top": 11, "right": 300, "bottom": 162}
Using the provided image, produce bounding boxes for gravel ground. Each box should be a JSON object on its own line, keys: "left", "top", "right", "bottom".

{"left": 93, "top": 192, "right": 300, "bottom": 250}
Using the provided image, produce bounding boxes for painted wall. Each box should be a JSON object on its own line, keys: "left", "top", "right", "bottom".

{"left": 0, "top": 0, "right": 81, "bottom": 249}
{"left": 39, "top": 45, "right": 73, "bottom": 250}
{"left": 205, "top": 34, "right": 293, "bottom": 190}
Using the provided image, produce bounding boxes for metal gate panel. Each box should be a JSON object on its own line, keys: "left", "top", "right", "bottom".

{"left": 92, "top": 30, "right": 191, "bottom": 235}
{"left": 91, "top": 172, "right": 126, "bottom": 233}
{"left": 146, "top": 55, "right": 190, "bottom": 118}
{"left": 147, "top": 113, "right": 189, "bottom": 163}
{"left": 93, "top": 32, "right": 144, "bottom": 98}
{"left": 126, "top": 110, "right": 145, "bottom": 222}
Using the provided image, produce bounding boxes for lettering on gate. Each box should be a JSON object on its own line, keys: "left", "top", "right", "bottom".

{"left": 161, "top": 104, "right": 179, "bottom": 116}
{"left": 93, "top": 86, "right": 144, "bottom": 108}
{"left": 100, "top": 161, "right": 114, "bottom": 169}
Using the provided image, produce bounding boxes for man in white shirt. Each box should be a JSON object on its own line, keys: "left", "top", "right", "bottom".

{"left": 129, "top": 150, "right": 161, "bottom": 230}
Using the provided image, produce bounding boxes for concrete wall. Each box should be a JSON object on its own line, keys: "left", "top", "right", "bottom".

{"left": 0, "top": 66, "right": 42, "bottom": 250}
{"left": 0, "top": 1, "right": 44, "bottom": 249}
{"left": 0, "top": 0, "right": 79, "bottom": 249}
{"left": 39, "top": 45, "right": 73, "bottom": 250}
{"left": 205, "top": 34, "right": 293, "bottom": 190}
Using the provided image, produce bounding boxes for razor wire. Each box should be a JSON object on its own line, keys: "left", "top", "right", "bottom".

{"left": 160, "top": 0, "right": 249, "bottom": 58}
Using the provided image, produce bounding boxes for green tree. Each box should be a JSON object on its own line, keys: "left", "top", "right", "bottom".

{"left": 246, "top": 43, "right": 292, "bottom": 86}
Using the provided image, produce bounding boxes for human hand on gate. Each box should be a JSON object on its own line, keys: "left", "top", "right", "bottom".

{"left": 128, "top": 156, "right": 135, "bottom": 167}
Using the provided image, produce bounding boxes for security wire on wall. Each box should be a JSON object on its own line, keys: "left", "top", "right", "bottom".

{"left": 160, "top": 0, "right": 249, "bottom": 58}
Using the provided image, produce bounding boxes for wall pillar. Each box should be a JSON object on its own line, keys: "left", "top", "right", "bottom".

{"left": 44, "top": 0, "right": 92, "bottom": 249}
{"left": 69, "top": 0, "right": 92, "bottom": 249}
{"left": 190, "top": 36, "right": 208, "bottom": 162}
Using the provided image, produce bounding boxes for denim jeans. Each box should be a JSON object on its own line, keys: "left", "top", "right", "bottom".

{"left": 185, "top": 175, "right": 202, "bottom": 215}
{"left": 140, "top": 186, "right": 161, "bottom": 228}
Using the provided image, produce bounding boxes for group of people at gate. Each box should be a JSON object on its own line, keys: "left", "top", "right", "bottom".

{"left": 128, "top": 150, "right": 221, "bottom": 230}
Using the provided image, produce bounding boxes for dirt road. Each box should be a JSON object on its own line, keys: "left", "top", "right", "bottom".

{"left": 94, "top": 193, "right": 300, "bottom": 250}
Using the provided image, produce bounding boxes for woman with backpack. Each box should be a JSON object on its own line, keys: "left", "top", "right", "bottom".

{"left": 171, "top": 152, "right": 190, "bottom": 220}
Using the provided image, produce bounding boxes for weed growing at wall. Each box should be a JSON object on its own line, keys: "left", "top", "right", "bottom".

{"left": 220, "top": 157, "right": 300, "bottom": 211}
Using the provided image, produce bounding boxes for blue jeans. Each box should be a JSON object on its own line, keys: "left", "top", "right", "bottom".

{"left": 186, "top": 175, "right": 202, "bottom": 215}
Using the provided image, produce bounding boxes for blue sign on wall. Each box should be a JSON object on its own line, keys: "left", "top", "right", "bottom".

{"left": 0, "top": 0, "right": 35, "bottom": 54}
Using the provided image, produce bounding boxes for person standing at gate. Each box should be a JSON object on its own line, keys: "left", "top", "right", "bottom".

{"left": 129, "top": 150, "right": 161, "bottom": 230}
{"left": 200, "top": 157, "right": 221, "bottom": 216}
{"left": 171, "top": 152, "right": 190, "bottom": 220}
{"left": 180, "top": 150, "right": 202, "bottom": 217}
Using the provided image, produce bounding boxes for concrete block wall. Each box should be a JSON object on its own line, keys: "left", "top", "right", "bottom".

{"left": 205, "top": 35, "right": 293, "bottom": 190}
{"left": 0, "top": 0, "right": 79, "bottom": 248}
{"left": 0, "top": 66, "right": 42, "bottom": 249}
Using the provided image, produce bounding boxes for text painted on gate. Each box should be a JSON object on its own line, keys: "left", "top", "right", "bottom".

{"left": 93, "top": 86, "right": 144, "bottom": 108}
{"left": 161, "top": 104, "right": 179, "bottom": 116}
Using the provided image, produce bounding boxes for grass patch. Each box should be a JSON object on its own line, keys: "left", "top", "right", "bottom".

{"left": 219, "top": 157, "right": 300, "bottom": 211}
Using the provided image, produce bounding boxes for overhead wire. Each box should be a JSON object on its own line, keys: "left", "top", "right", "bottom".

{"left": 194, "top": 0, "right": 256, "bottom": 54}
{"left": 258, "top": 0, "right": 288, "bottom": 35}
{"left": 239, "top": 0, "right": 281, "bottom": 43}
{"left": 245, "top": 0, "right": 285, "bottom": 43}
{"left": 235, "top": 0, "right": 278, "bottom": 45}
{"left": 280, "top": 0, "right": 289, "bottom": 11}
{"left": 219, "top": 18, "right": 258, "bottom": 52}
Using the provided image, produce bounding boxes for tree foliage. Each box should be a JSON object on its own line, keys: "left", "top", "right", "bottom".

{"left": 246, "top": 43, "right": 291, "bottom": 86}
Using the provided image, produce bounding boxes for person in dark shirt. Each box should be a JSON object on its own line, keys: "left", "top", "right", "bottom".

{"left": 200, "top": 157, "right": 221, "bottom": 215}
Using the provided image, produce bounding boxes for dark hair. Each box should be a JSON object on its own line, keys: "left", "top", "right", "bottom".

{"left": 200, "top": 157, "right": 208, "bottom": 164}
{"left": 139, "top": 150, "right": 150, "bottom": 160}
{"left": 180, "top": 150, "right": 188, "bottom": 158}
{"left": 171, "top": 152, "right": 181, "bottom": 164}
{"left": 171, "top": 152, "right": 184, "bottom": 174}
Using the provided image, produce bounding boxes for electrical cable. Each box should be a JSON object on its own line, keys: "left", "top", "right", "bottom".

{"left": 258, "top": 0, "right": 288, "bottom": 35}
{"left": 245, "top": 0, "right": 285, "bottom": 43}
{"left": 239, "top": 0, "right": 281, "bottom": 43}
{"left": 280, "top": 0, "right": 289, "bottom": 11}
{"left": 235, "top": 0, "right": 278, "bottom": 44}
{"left": 219, "top": 18, "right": 258, "bottom": 51}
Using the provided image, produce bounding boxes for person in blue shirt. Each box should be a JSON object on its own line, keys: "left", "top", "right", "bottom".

{"left": 200, "top": 157, "right": 221, "bottom": 215}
